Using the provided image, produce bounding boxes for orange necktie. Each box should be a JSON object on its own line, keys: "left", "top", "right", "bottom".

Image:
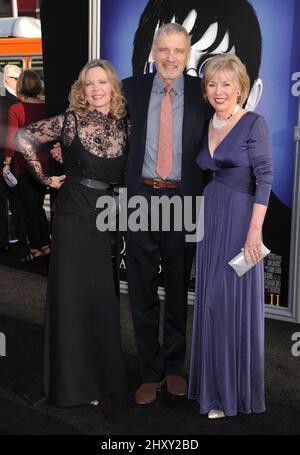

{"left": 156, "top": 85, "right": 173, "bottom": 180}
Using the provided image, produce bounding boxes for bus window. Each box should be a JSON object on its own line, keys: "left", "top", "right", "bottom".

{"left": 30, "top": 57, "right": 44, "bottom": 81}
{"left": 0, "top": 58, "right": 25, "bottom": 71}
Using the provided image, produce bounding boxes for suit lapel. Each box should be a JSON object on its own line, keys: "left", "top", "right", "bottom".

{"left": 182, "top": 75, "right": 196, "bottom": 181}
{"left": 182, "top": 75, "right": 197, "bottom": 157}
{"left": 139, "top": 74, "right": 155, "bottom": 146}
{"left": 182, "top": 74, "right": 207, "bottom": 187}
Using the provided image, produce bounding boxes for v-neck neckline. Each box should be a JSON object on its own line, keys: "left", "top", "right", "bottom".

{"left": 207, "top": 111, "right": 251, "bottom": 159}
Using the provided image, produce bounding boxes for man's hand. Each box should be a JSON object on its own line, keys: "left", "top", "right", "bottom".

{"left": 49, "top": 175, "right": 66, "bottom": 189}
{"left": 50, "top": 142, "right": 63, "bottom": 164}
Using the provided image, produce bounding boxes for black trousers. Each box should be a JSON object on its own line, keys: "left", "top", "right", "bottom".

{"left": 18, "top": 173, "right": 50, "bottom": 250}
{"left": 126, "top": 185, "right": 195, "bottom": 383}
{"left": 0, "top": 172, "right": 27, "bottom": 247}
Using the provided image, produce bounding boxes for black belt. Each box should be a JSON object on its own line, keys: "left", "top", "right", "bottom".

{"left": 142, "top": 178, "right": 181, "bottom": 189}
{"left": 67, "top": 176, "right": 114, "bottom": 190}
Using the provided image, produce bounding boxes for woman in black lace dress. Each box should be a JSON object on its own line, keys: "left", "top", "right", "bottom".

{"left": 17, "top": 59, "right": 128, "bottom": 407}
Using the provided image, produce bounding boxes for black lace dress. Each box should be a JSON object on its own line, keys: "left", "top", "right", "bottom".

{"left": 18, "top": 110, "right": 128, "bottom": 406}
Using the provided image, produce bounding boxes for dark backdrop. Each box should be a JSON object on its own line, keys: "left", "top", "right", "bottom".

{"left": 39, "top": 0, "right": 89, "bottom": 199}
{"left": 40, "top": 0, "right": 89, "bottom": 117}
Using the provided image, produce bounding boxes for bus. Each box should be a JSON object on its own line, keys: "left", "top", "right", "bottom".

{"left": 0, "top": 16, "right": 43, "bottom": 81}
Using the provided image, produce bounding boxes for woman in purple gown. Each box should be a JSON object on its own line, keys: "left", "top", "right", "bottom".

{"left": 188, "top": 55, "right": 273, "bottom": 418}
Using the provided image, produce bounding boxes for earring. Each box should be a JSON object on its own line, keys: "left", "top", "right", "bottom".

{"left": 237, "top": 91, "right": 241, "bottom": 103}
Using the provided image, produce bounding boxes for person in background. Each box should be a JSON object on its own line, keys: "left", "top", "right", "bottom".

{"left": 16, "top": 59, "right": 128, "bottom": 407}
{"left": 3, "top": 70, "right": 50, "bottom": 263}
{"left": 188, "top": 54, "right": 272, "bottom": 418}
{"left": 0, "top": 64, "right": 26, "bottom": 252}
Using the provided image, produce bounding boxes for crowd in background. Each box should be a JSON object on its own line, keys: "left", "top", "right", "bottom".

{"left": 0, "top": 64, "right": 50, "bottom": 264}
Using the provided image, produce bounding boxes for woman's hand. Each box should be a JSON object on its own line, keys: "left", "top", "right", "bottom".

{"left": 2, "top": 164, "right": 10, "bottom": 177}
{"left": 49, "top": 175, "right": 66, "bottom": 189}
{"left": 243, "top": 226, "right": 262, "bottom": 263}
{"left": 50, "top": 142, "right": 63, "bottom": 164}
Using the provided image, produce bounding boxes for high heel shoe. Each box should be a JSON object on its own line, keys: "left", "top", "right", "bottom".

{"left": 20, "top": 248, "right": 43, "bottom": 264}
{"left": 41, "top": 245, "right": 51, "bottom": 256}
{"left": 208, "top": 409, "right": 225, "bottom": 419}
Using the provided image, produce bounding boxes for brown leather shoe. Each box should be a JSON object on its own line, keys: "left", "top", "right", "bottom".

{"left": 165, "top": 375, "right": 187, "bottom": 396}
{"left": 135, "top": 380, "right": 165, "bottom": 405}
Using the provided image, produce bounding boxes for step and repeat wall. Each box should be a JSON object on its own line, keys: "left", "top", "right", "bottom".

{"left": 98, "top": 0, "right": 300, "bottom": 318}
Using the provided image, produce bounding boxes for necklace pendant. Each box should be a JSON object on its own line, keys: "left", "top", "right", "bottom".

{"left": 212, "top": 105, "right": 240, "bottom": 129}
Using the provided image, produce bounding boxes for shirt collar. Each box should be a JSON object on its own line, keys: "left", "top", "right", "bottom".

{"left": 5, "top": 85, "right": 17, "bottom": 97}
{"left": 153, "top": 72, "right": 184, "bottom": 95}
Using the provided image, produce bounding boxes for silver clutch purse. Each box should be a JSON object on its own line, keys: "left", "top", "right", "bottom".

{"left": 228, "top": 243, "right": 270, "bottom": 277}
{"left": 3, "top": 170, "right": 18, "bottom": 188}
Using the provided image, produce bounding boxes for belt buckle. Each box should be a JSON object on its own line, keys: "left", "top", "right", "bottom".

{"left": 153, "top": 179, "right": 161, "bottom": 189}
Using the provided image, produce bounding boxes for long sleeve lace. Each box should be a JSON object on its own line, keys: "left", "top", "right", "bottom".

{"left": 16, "top": 114, "right": 64, "bottom": 185}
{"left": 17, "top": 110, "right": 129, "bottom": 185}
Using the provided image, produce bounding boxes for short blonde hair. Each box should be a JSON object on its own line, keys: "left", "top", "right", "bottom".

{"left": 203, "top": 54, "right": 250, "bottom": 106}
{"left": 68, "top": 59, "right": 126, "bottom": 119}
{"left": 4, "top": 64, "right": 21, "bottom": 80}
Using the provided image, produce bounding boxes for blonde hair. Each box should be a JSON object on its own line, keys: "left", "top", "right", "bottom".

{"left": 68, "top": 59, "right": 126, "bottom": 119}
{"left": 203, "top": 54, "right": 250, "bottom": 106}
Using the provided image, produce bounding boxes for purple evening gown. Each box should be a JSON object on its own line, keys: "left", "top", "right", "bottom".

{"left": 188, "top": 112, "right": 273, "bottom": 416}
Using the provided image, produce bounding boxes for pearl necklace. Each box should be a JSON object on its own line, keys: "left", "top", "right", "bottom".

{"left": 212, "top": 105, "right": 240, "bottom": 129}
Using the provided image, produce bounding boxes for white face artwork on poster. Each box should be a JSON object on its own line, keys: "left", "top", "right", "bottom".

{"left": 147, "top": 9, "right": 263, "bottom": 111}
